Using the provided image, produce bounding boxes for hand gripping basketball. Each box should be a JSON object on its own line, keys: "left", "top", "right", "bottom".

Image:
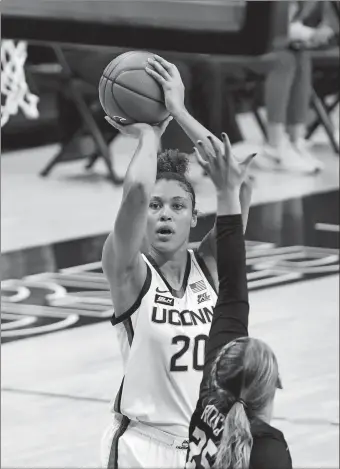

{"left": 145, "top": 55, "right": 185, "bottom": 118}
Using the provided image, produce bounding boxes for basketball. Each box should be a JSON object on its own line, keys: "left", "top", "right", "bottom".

{"left": 99, "top": 51, "right": 170, "bottom": 125}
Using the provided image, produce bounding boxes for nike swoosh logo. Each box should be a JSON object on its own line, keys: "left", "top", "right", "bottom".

{"left": 156, "top": 287, "right": 170, "bottom": 293}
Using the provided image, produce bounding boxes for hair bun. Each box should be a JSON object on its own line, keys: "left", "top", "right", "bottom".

{"left": 157, "top": 149, "right": 189, "bottom": 175}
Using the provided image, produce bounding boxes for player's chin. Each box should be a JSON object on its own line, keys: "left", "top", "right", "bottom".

{"left": 152, "top": 237, "right": 180, "bottom": 252}
{"left": 153, "top": 240, "right": 175, "bottom": 251}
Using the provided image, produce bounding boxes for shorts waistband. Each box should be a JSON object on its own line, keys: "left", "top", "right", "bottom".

{"left": 128, "top": 419, "right": 189, "bottom": 449}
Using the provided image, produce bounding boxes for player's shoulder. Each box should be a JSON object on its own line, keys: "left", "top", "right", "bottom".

{"left": 251, "top": 418, "right": 286, "bottom": 442}
{"left": 250, "top": 418, "right": 292, "bottom": 469}
{"left": 141, "top": 254, "right": 166, "bottom": 284}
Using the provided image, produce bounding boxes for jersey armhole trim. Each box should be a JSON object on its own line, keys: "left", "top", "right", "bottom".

{"left": 193, "top": 249, "right": 217, "bottom": 294}
{"left": 111, "top": 263, "right": 152, "bottom": 326}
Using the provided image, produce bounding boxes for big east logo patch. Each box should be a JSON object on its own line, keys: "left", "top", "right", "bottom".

{"left": 155, "top": 294, "right": 174, "bottom": 306}
{"left": 197, "top": 292, "right": 211, "bottom": 304}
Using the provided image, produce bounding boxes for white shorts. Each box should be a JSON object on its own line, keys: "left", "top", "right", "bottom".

{"left": 101, "top": 413, "right": 188, "bottom": 469}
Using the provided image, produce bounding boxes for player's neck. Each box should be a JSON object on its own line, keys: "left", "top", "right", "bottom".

{"left": 257, "top": 400, "right": 274, "bottom": 425}
{"left": 149, "top": 245, "right": 189, "bottom": 290}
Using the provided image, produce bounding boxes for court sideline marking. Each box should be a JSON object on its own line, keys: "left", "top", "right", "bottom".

{"left": 2, "top": 387, "right": 338, "bottom": 428}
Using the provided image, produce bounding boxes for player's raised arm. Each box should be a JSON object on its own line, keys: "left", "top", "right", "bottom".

{"left": 146, "top": 54, "right": 223, "bottom": 155}
{"left": 101, "top": 117, "right": 172, "bottom": 317}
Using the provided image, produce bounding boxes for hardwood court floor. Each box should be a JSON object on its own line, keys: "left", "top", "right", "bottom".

{"left": 2, "top": 111, "right": 339, "bottom": 468}
{"left": 1, "top": 275, "right": 338, "bottom": 468}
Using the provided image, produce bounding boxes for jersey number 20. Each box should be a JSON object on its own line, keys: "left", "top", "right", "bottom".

{"left": 170, "top": 334, "right": 208, "bottom": 372}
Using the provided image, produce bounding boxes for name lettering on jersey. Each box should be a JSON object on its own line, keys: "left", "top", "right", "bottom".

{"left": 197, "top": 292, "right": 211, "bottom": 304}
{"left": 151, "top": 306, "right": 213, "bottom": 326}
{"left": 154, "top": 294, "right": 174, "bottom": 306}
{"left": 201, "top": 404, "right": 225, "bottom": 437}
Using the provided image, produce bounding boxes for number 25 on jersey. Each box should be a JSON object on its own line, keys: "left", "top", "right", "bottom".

{"left": 186, "top": 426, "right": 217, "bottom": 469}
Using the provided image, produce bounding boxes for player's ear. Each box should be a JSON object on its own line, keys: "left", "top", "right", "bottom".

{"left": 191, "top": 209, "right": 198, "bottom": 228}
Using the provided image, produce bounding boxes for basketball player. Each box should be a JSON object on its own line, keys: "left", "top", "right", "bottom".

{"left": 186, "top": 139, "right": 292, "bottom": 469}
{"left": 100, "top": 62, "right": 254, "bottom": 468}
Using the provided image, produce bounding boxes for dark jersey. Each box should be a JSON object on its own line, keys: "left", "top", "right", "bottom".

{"left": 186, "top": 215, "right": 293, "bottom": 469}
{"left": 187, "top": 403, "right": 292, "bottom": 469}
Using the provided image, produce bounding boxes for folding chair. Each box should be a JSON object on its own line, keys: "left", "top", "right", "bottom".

{"left": 31, "top": 45, "right": 123, "bottom": 184}
{"left": 307, "top": 47, "right": 339, "bottom": 154}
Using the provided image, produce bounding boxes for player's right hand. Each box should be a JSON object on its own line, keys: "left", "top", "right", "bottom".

{"left": 145, "top": 55, "right": 185, "bottom": 118}
{"left": 194, "top": 133, "right": 256, "bottom": 193}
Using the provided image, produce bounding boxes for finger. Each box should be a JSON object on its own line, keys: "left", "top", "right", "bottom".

{"left": 193, "top": 147, "right": 210, "bottom": 173}
{"left": 207, "top": 135, "right": 221, "bottom": 154}
{"left": 105, "top": 115, "right": 126, "bottom": 125}
{"left": 221, "top": 132, "right": 232, "bottom": 159}
{"left": 153, "top": 54, "right": 173, "bottom": 72}
{"left": 240, "top": 180, "right": 254, "bottom": 199}
{"left": 240, "top": 176, "right": 254, "bottom": 205}
{"left": 158, "top": 115, "right": 173, "bottom": 132}
{"left": 240, "top": 152, "right": 257, "bottom": 167}
{"left": 242, "top": 173, "right": 255, "bottom": 188}
{"left": 147, "top": 58, "right": 170, "bottom": 80}
{"left": 153, "top": 55, "right": 179, "bottom": 79}
{"left": 105, "top": 116, "right": 125, "bottom": 131}
{"left": 145, "top": 66, "right": 166, "bottom": 85}
{"left": 163, "top": 115, "right": 173, "bottom": 125}
{"left": 196, "top": 139, "right": 216, "bottom": 166}
{"left": 207, "top": 135, "right": 224, "bottom": 166}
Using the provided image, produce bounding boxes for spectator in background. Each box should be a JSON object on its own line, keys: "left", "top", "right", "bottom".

{"left": 255, "top": 1, "right": 337, "bottom": 174}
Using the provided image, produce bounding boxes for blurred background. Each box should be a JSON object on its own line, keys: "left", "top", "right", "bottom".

{"left": 1, "top": 1, "right": 339, "bottom": 468}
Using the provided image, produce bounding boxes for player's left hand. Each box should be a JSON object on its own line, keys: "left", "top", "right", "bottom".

{"left": 194, "top": 133, "right": 256, "bottom": 193}
{"left": 105, "top": 114, "right": 172, "bottom": 139}
{"left": 145, "top": 55, "right": 185, "bottom": 118}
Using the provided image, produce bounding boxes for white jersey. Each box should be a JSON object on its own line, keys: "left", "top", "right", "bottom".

{"left": 111, "top": 250, "right": 217, "bottom": 438}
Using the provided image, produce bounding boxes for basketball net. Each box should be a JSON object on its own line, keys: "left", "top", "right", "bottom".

{"left": 1, "top": 40, "right": 39, "bottom": 128}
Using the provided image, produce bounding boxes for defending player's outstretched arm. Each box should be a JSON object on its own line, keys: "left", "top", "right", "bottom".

{"left": 199, "top": 215, "right": 249, "bottom": 400}
{"left": 186, "top": 210, "right": 249, "bottom": 469}
{"left": 190, "top": 137, "right": 254, "bottom": 401}
{"left": 194, "top": 175, "right": 253, "bottom": 290}
{"left": 101, "top": 117, "right": 171, "bottom": 317}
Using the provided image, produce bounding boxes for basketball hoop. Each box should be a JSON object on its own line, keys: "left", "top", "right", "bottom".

{"left": 1, "top": 40, "right": 39, "bottom": 127}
